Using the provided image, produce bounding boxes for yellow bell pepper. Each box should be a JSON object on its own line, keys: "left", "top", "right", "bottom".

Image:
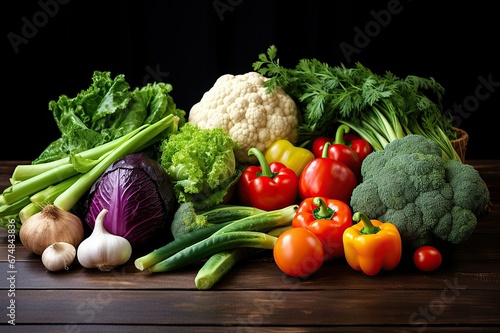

{"left": 264, "top": 140, "right": 315, "bottom": 177}
{"left": 342, "top": 212, "right": 402, "bottom": 276}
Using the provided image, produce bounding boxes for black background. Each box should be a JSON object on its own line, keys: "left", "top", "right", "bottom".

{"left": 4, "top": 0, "right": 499, "bottom": 161}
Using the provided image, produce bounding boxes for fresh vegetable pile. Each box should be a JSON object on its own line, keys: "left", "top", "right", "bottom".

{"left": 0, "top": 49, "right": 491, "bottom": 289}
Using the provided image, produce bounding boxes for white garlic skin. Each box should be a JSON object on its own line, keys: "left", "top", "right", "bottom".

{"left": 77, "top": 209, "right": 132, "bottom": 271}
{"left": 41, "top": 242, "right": 77, "bottom": 272}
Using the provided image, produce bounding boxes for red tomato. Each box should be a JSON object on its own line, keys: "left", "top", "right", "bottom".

{"left": 413, "top": 245, "right": 442, "bottom": 272}
{"left": 273, "top": 228, "right": 324, "bottom": 277}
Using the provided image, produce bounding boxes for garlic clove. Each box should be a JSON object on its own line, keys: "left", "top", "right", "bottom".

{"left": 41, "top": 242, "right": 77, "bottom": 272}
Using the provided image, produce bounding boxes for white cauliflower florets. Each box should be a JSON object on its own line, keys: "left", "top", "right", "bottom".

{"left": 188, "top": 72, "right": 299, "bottom": 164}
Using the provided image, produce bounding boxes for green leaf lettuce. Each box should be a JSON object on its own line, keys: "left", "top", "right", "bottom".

{"left": 35, "top": 71, "right": 186, "bottom": 164}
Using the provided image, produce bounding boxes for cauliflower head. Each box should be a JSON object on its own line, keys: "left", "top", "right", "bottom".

{"left": 351, "top": 134, "right": 490, "bottom": 249}
{"left": 188, "top": 72, "right": 299, "bottom": 163}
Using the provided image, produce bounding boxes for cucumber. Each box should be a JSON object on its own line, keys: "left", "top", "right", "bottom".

{"left": 195, "top": 248, "right": 262, "bottom": 290}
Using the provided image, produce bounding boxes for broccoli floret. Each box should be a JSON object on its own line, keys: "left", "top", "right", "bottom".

{"left": 445, "top": 159, "right": 490, "bottom": 215}
{"left": 360, "top": 134, "right": 444, "bottom": 181}
{"left": 383, "top": 134, "right": 443, "bottom": 157}
{"left": 380, "top": 204, "right": 427, "bottom": 248}
{"left": 170, "top": 202, "right": 210, "bottom": 239}
{"left": 351, "top": 135, "right": 490, "bottom": 249}
{"left": 448, "top": 206, "right": 477, "bottom": 243}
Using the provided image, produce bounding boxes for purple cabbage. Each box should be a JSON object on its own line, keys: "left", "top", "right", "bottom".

{"left": 84, "top": 152, "right": 177, "bottom": 247}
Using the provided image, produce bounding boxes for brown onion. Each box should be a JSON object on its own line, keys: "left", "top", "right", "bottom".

{"left": 20, "top": 205, "right": 84, "bottom": 255}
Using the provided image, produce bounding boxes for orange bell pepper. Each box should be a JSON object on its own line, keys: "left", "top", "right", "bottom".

{"left": 342, "top": 212, "right": 402, "bottom": 276}
{"left": 264, "top": 139, "right": 315, "bottom": 177}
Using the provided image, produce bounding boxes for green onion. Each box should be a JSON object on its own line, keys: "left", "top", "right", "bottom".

{"left": 134, "top": 221, "right": 233, "bottom": 271}
{"left": 148, "top": 231, "right": 277, "bottom": 273}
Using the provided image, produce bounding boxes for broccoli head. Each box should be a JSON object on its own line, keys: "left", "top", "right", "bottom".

{"left": 170, "top": 202, "right": 210, "bottom": 239}
{"left": 350, "top": 135, "right": 490, "bottom": 249}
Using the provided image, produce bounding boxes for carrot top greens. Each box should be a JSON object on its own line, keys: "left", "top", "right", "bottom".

{"left": 253, "top": 45, "right": 459, "bottom": 161}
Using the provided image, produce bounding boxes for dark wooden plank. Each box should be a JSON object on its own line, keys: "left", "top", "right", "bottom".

{"left": 2, "top": 325, "right": 499, "bottom": 333}
{"left": 1, "top": 257, "right": 499, "bottom": 291}
{"left": 10, "top": 289, "right": 500, "bottom": 326}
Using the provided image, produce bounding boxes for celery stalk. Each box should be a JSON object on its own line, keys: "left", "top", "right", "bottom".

{"left": 11, "top": 126, "right": 146, "bottom": 182}
{"left": 29, "top": 174, "right": 82, "bottom": 205}
{"left": 16, "top": 176, "right": 81, "bottom": 222}
{"left": 1, "top": 163, "right": 79, "bottom": 205}
{"left": 19, "top": 202, "right": 42, "bottom": 223}
{"left": 54, "top": 115, "right": 179, "bottom": 211}
{"left": 0, "top": 196, "right": 30, "bottom": 216}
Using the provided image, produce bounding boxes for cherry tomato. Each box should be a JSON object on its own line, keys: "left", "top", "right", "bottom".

{"left": 413, "top": 245, "right": 442, "bottom": 272}
{"left": 273, "top": 228, "right": 324, "bottom": 277}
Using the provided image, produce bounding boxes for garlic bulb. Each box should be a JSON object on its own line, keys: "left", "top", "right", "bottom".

{"left": 41, "top": 242, "right": 76, "bottom": 272}
{"left": 77, "top": 209, "right": 132, "bottom": 271}
{"left": 20, "top": 205, "right": 85, "bottom": 255}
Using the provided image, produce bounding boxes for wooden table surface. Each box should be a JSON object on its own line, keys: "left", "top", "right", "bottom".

{"left": 1, "top": 160, "right": 499, "bottom": 332}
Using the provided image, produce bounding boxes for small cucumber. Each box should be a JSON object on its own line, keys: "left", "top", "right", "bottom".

{"left": 195, "top": 248, "right": 262, "bottom": 290}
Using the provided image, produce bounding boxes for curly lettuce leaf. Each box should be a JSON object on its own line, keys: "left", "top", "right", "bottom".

{"left": 177, "top": 168, "right": 242, "bottom": 211}
{"left": 160, "top": 123, "right": 239, "bottom": 209}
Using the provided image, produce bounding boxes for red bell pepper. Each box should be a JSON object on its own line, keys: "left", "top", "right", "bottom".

{"left": 293, "top": 197, "right": 353, "bottom": 260}
{"left": 298, "top": 143, "right": 357, "bottom": 204}
{"left": 237, "top": 147, "right": 299, "bottom": 211}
